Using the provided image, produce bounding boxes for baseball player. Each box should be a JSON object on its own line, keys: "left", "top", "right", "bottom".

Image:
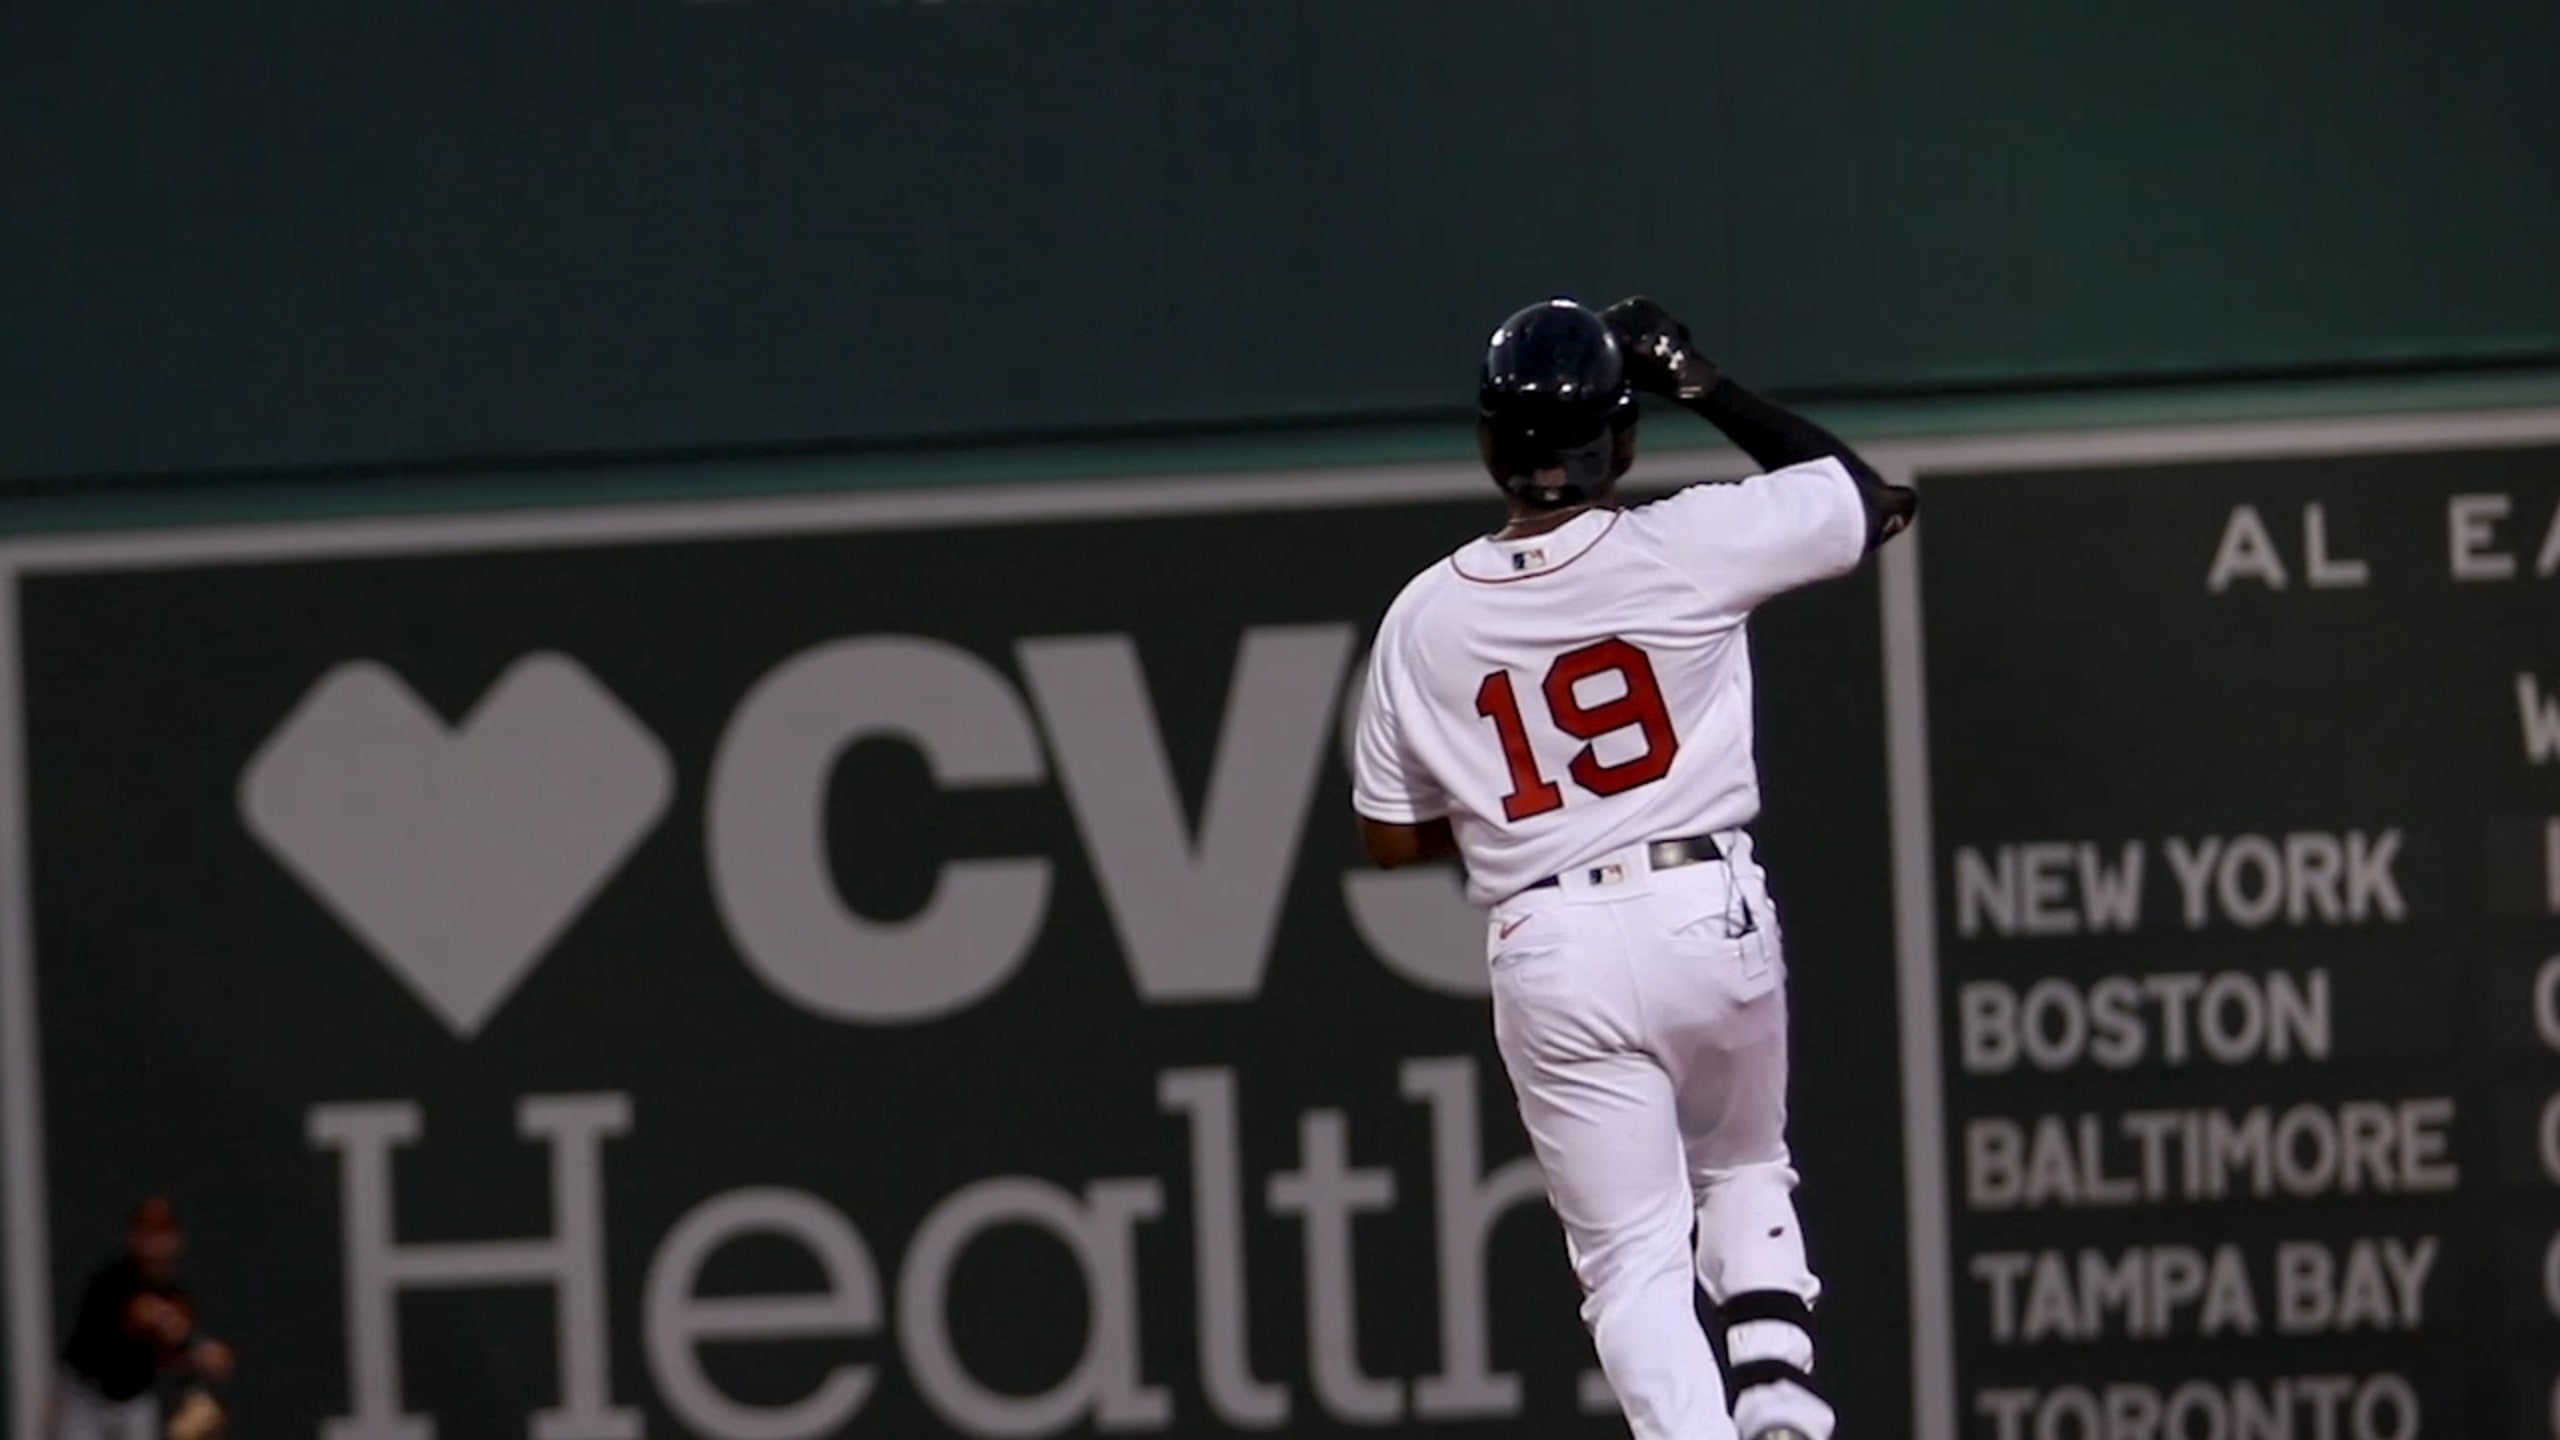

{"left": 1350, "top": 296, "right": 1913, "bottom": 1440}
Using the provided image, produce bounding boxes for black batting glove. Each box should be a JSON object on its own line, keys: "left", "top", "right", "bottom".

{"left": 1601, "top": 296, "right": 1722, "bottom": 403}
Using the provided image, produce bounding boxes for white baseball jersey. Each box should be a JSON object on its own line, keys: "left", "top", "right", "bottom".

{"left": 1352, "top": 457, "right": 1867, "bottom": 905}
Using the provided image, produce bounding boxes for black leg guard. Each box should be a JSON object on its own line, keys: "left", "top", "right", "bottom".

{"left": 1717, "top": 1289, "right": 1827, "bottom": 1439}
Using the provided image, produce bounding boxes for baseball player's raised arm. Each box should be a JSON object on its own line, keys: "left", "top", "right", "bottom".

{"left": 1643, "top": 457, "right": 1872, "bottom": 609}
{"left": 1603, "top": 295, "right": 1916, "bottom": 550}
{"left": 1687, "top": 376, "right": 1914, "bottom": 550}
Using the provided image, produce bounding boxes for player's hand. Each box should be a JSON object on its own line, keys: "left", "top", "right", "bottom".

{"left": 1601, "top": 296, "right": 1720, "bottom": 401}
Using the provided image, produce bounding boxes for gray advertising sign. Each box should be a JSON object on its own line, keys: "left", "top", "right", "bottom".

{"left": 0, "top": 462, "right": 1905, "bottom": 1440}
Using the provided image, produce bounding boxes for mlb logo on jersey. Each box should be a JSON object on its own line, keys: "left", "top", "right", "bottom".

{"left": 1511, "top": 548, "right": 1547, "bottom": 572}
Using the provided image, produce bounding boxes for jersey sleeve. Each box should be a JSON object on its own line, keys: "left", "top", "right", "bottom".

{"left": 1641, "top": 455, "right": 1870, "bottom": 611}
{"left": 1349, "top": 634, "right": 1449, "bottom": 825}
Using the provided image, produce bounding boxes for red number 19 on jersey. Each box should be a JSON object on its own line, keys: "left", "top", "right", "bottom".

{"left": 1473, "top": 637, "right": 1680, "bottom": 821}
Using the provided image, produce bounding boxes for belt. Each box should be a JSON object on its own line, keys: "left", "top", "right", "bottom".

{"left": 1522, "top": 832, "right": 1725, "bottom": 892}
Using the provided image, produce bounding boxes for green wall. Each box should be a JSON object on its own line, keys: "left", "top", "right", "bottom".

{"left": 7, "top": 0, "right": 2557, "bottom": 486}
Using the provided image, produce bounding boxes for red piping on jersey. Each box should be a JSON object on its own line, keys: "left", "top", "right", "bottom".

{"left": 1449, "top": 512, "right": 1622, "bottom": 585}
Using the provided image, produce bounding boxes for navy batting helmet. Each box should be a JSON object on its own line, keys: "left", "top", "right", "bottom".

{"left": 1477, "top": 298, "right": 1639, "bottom": 507}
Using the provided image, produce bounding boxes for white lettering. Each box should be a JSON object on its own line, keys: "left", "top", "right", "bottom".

{"left": 2160, "top": 1383, "right": 2216, "bottom": 1440}
{"left": 2023, "top": 1120, "right": 2078, "bottom": 1208}
{"left": 2540, "top": 957, "right": 2560, "bottom": 1051}
{"left": 2076, "top": 1249, "right": 2142, "bottom": 1342}
{"left": 2356, "top": 1373, "right": 2420, "bottom": 1440}
{"left": 2199, "top": 972, "right": 2267, "bottom": 1062}
{"left": 1021, "top": 625, "right": 1353, "bottom": 1003}
{"left": 2123, "top": 1111, "right": 2181, "bottom": 1198}
{"left": 1342, "top": 868, "right": 1485, "bottom": 996}
{"left": 2022, "top": 842, "right": 2080, "bottom": 935}
{"left": 1973, "top": 1246, "right": 2251, "bottom": 1343}
{"left": 2023, "top": 979, "right": 2089, "bottom": 1070}
{"left": 2376, "top": 1237, "right": 2436, "bottom": 1327}
{"left": 2284, "top": 832, "right": 2344, "bottom": 921}
{"left": 2208, "top": 504, "right": 2290, "bottom": 591}
{"left": 1267, "top": 1112, "right": 1403, "bottom": 1422}
{"left": 1959, "top": 834, "right": 2399, "bottom": 934}
{"left": 1957, "top": 846, "right": 2017, "bottom": 939}
{"left": 1963, "top": 1100, "right": 2457, "bottom": 1210}
{"left": 2269, "top": 973, "right": 2332, "bottom": 1064}
{"left": 2021, "top": 1251, "right": 2078, "bottom": 1342}
{"left": 1157, "top": 1070, "right": 1287, "bottom": 1427}
{"left": 1402, "top": 1058, "right": 1543, "bottom": 1419}
{"left": 2164, "top": 835, "right": 2220, "bottom": 927}
{"left": 1955, "top": 1363, "right": 2416, "bottom": 1424}
{"left": 2304, "top": 503, "right": 2370, "bottom": 587}
{"left": 2297, "top": 1376, "right": 2357, "bottom": 1439}
{"left": 1958, "top": 971, "right": 2329, "bottom": 1073}
{"left": 2451, "top": 493, "right": 2518, "bottom": 580}
{"left": 2042, "top": 1386, "right": 2102, "bottom": 1440}
{"left": 899, "top": 1177, "right": 1168, "bottom": 1438}
{"left": 1964, "top": 982, "right": 2020, "bottom": 1073}
{"left": 2163, "top": 831, "right": 2404, "bottom": 928}
{"left": 2083, "top": 844, "right": 2144, "bottom": 931}
{"left": 2088, "top": 978, "right": 2145, "bottom": 1068}
{"left": 2217, "top": 835, "right": 2284, "bottom": 927}
{"left": 2273, "top": 1105, "right": 2338, "bottom": 1194}
{"left": 1972, "top": 1251, "right": 2033, "bottom": 1343}
{"left": 308, "top": 1095, "right": 638, "bottom": 1440}
{"left": 2207, "top": 1108, "right": 2271, "bottom": 1198}
{"left": 296, "top": 1072, "right": 1653, "bottom": 1440}
{"left": 2144, "top": 973, "right": 2205, "bottom": 1063}
{"left": 2078, "top": 1115, "right": 2137, "bottom": 1205}
{"left": 2524, "top": 675, "right": 2560, "bottom": 764}
{"left": 1580, "top": 1369, "right": 1615, "bottom": 1416}
{"left": 2201, "top": 1248, "right": 2260, "bottom": 1337}
{"left": 2339, "top": 1103, "right": 2394, "bottom": 1193}
{"left": 2543, "top": 1093, "right": 2560, "bottom": 1187}
{"left": 2345, "top": 830, "right": 2408, "bottom": 920}
{"left": 2277, "top": 1238, "right": 2435, "bottom": 1334}
{"left": 1975, "top": 1374, "right": 2420, "bottom": 1440}
{"left": 642, "top": 1190, "right": 880, "bottom": 1440}
{"left": 1976, "top": 1387, "right": 2036, "bottom": 1440}
{"left": 2148, "top": 1248, "right": 2206, "bottom": 1338}
{"left": 2104, "top": 1385, "right": 2160, "bottom": 1440}
{"left": 1968, "top": 1119, "right": 2022, "bottom": 1209}
{"left": 2402, "top": 1097, "right": 2459, "bottom": 1191}
{"left": 706, "top": 627, "right": 1417, "bottom": 1027}
{"left": 709, "top": 637, "right": 1049, "bottom": 1023}
{"left": 1954, "top": 843, "right": 2143, "bottom": 938}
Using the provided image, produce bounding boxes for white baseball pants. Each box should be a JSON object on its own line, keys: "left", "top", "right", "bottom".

{"left": 1487, "top": 830, "right": 1833, "bottom": 1440}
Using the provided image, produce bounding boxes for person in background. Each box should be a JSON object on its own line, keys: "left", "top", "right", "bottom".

{"left": 51, "top": 1198, "right": 233, "bottom": 1440}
